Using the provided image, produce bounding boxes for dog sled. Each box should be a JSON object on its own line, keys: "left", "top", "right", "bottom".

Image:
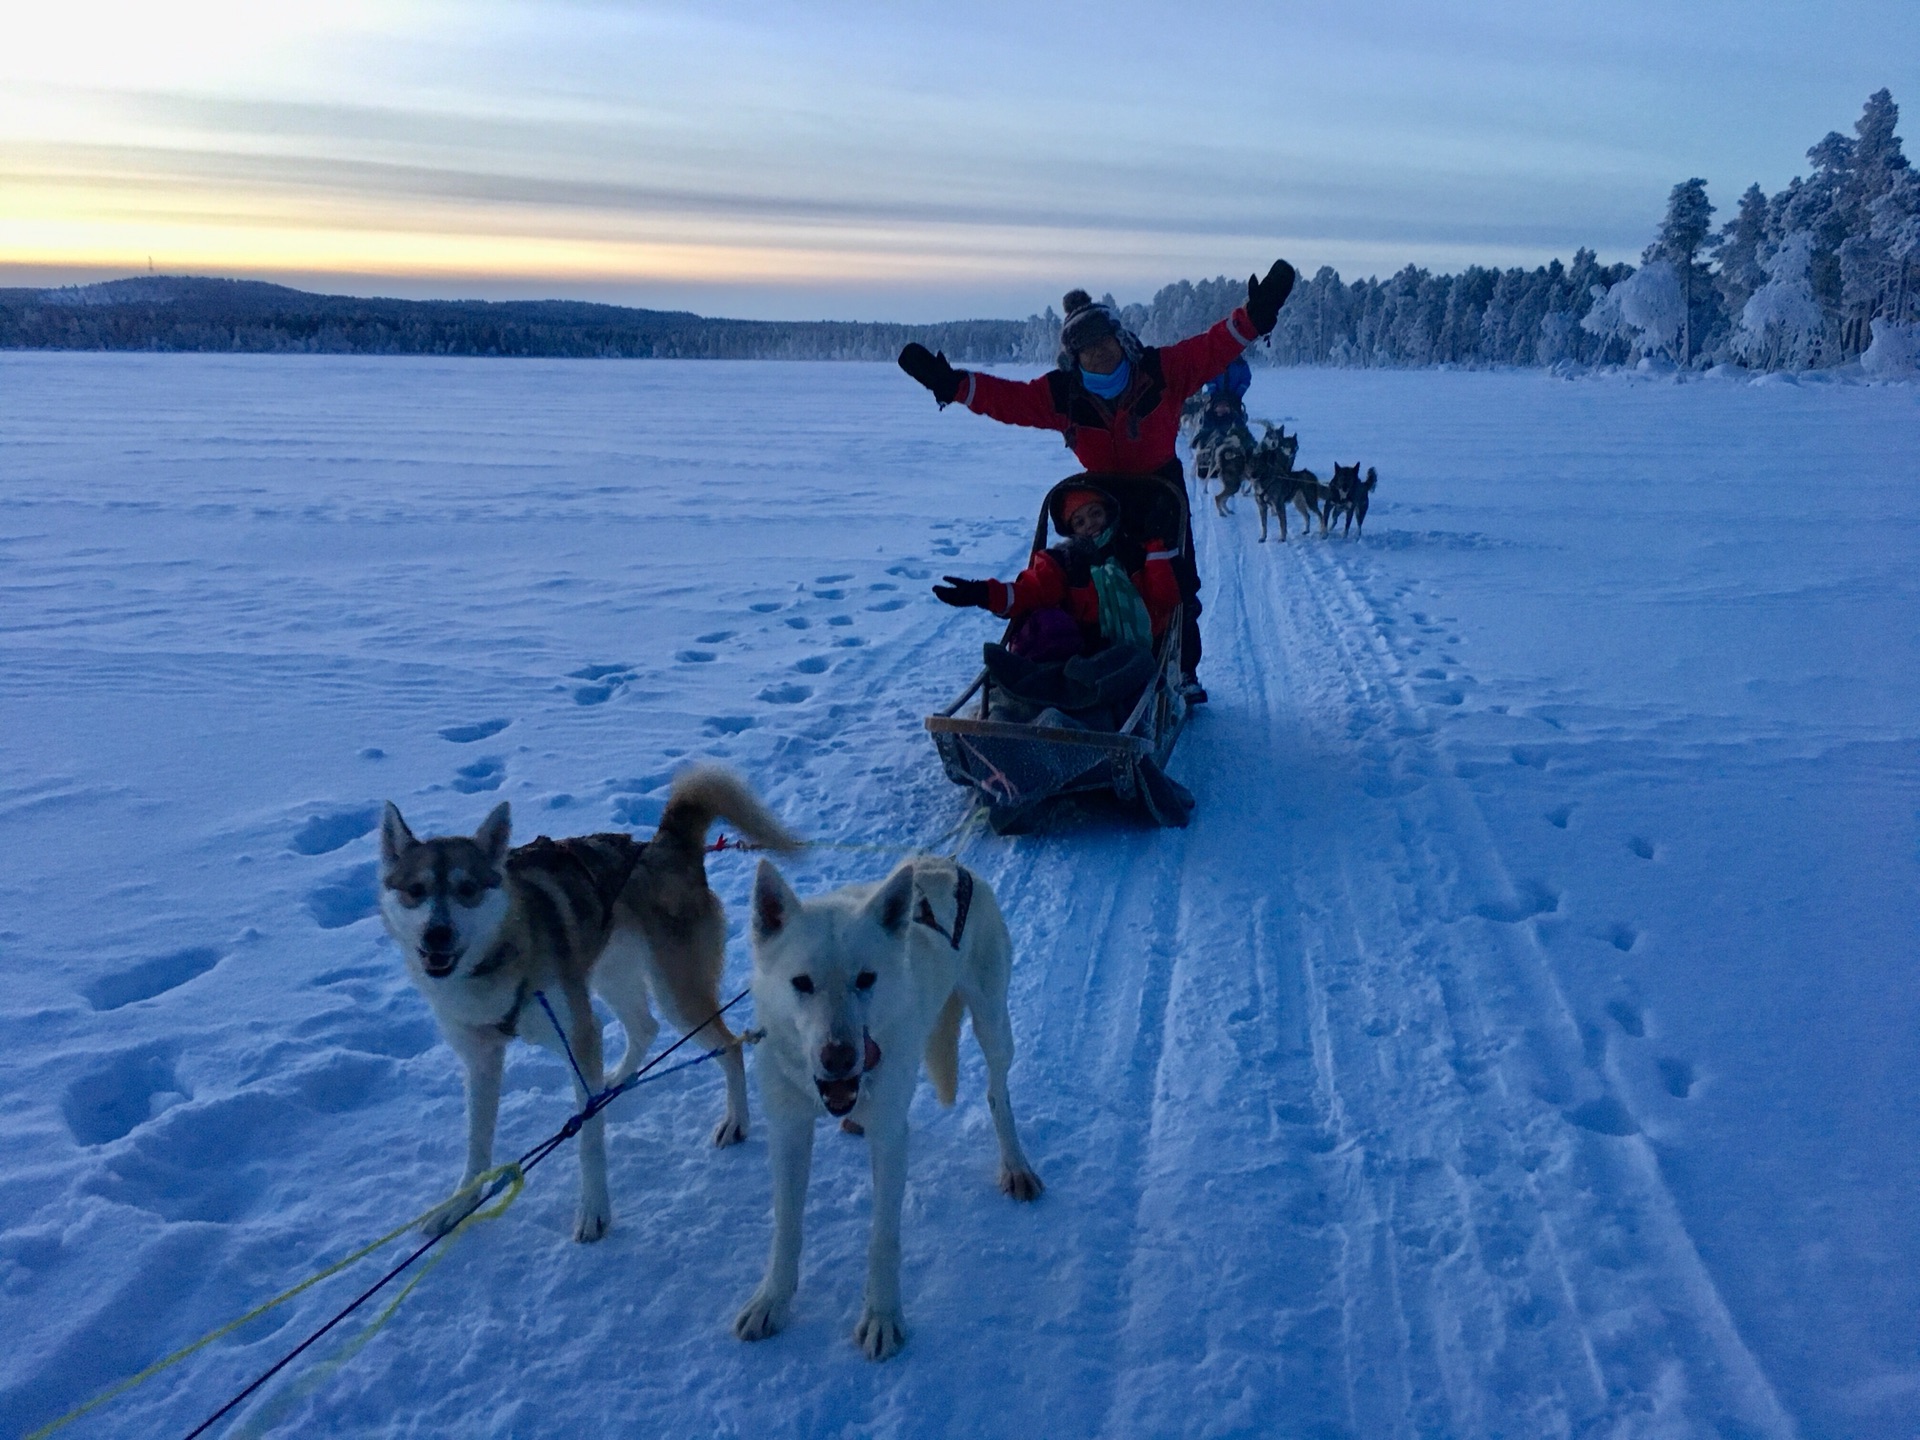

{"left": 926, "top": 473, "right": 1194, "bottom": 834}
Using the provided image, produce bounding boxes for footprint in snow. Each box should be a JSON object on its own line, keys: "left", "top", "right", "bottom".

{"left": 812, "top": 589, "right": 846, "bottom": 601}
{"left": 308, "top": 863, "right": 379, "bottom": 929}
{"left": 452, "top": 758, "right": 504, "bottom": 793}
{"left": 62, "top": 1046, "right": 186, "bottom": 1145}
{"left": 1564, "top": 1096, "right": 1639, "bottom": 1136}
{"left": 759, "top": 684, "right": 812, "bottom": 705}
{"left": 1657, "top": 1056, "right": 1696, "bottom": 1099}
{"left": 704, "top": 716, "right": 756, "bottom": 736}
{"left": 613, "top": 794, "right": 666, "bottom": 826}
{"left": 1600, "top": 922, "right": 1639, "bottom": 952}
{"left": 696, "top": 631, "right": 735, "bottom": 644}
{"left": 676, "top": 650, "right": 717, "bottom": 663}
{"left": 570, "top": 665, "right": 634, "bottom": 705}
{"left": 827, "top": 615, "right": 853, "bottom": 627}
{"left": 1629, "top": 836, "right": 1656, "bottom": 860}
{"left": 1471, "top": 880, "right": 1559, "bottom": 924}
{"left": 815, "top": 573, "right": 853, "bottom": 584}
{"left": 289, "top": 805, "right": 380, "bottom": 856}
{"left": 785, "top": 616, "right": 811, "bottom": 629}
{"left": 886, "top": 565, "right": 929, "bottom": 579}
{"left": 1545, "top": 804, "right": 1574, "bottom": 829}
{"left": 1605, "top": 998, "right": 1645, "bottom": 1037}
{"left": 439, "top": 718, "right": 511, "bottom": 744}
{"left": 749, "top": 602, "right": 782, "bottom": 613}
{"left": 793, "top": 657, "right": 830, "bottom": 674}
{"left": 82, "top": 947, "right": 223, "bottom": 1011}
{"left": 866, "top": 598, "right": 908, "bottom": 612}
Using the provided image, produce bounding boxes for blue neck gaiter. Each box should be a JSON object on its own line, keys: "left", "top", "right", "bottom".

{"left": 1080, "top": 356, "right": 1131, "bottom": 400}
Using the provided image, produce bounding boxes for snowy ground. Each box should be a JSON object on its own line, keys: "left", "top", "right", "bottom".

{"left": 1, "top": 353, "right": 1915, "bottom": 1439}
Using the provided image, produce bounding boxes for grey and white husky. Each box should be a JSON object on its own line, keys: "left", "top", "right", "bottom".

{"left": 378, "top": 767, "right": 799, "bottom": 1242}
{"left": 734, "top": 857, "right": 1042, "bottom": 1360}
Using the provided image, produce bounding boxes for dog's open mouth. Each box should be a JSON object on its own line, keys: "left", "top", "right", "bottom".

{"left": 815, "top": 1034, "right": 883, "bottom": 1117}
{"left": 420, "top": 949, "right": 460, "bottom": 978}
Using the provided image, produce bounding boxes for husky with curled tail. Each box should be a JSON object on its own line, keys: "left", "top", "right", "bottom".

{"left": 378, "top": 766, "right": 799, "bottom": 1243}
{"left": 735, "top": 857, "right": 1042, "bottom": 1361}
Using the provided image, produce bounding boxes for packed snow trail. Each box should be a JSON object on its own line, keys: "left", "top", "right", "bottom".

{"left": 1, "top": 356, "right": 1915, "bottom": 1438}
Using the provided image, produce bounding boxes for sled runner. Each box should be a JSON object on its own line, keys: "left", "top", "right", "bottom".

{"left": 926, "top": 473, "right": 1194, "bottom": 834}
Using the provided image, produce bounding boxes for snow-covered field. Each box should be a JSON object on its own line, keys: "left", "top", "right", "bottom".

{"left": 1, "top": 353, "right": 1915, "bottom": 1439}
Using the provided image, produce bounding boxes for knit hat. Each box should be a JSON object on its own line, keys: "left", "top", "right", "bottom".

{"left": 1059, "top": 289, "right": 1118, "bottom": 355}
{"left": 1048, "top": 481, "right": 1121, "bottom": 535}
{"left": 1059, "top": 488, "right": 1106, "bottom": 524}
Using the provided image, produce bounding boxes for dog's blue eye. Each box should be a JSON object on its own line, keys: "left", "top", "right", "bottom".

{"left": 790, "top": 975, "right": 814, "bottom": 994}
{"left": 855, "top": 971, "right": 876, "bottom": 992}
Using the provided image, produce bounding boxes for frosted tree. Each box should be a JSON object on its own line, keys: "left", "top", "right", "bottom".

{"left": 1649, "top": 178, "right": 1715, "bottom": 363}
{"left": 1617, "top": 261, "right": 1686, "bottom": 361}
{"left": 1713, "top": 183, "right": 1771, "bottom": 321}
{"left": 1732, "top": 231, "right": 1826, "bottom": 370}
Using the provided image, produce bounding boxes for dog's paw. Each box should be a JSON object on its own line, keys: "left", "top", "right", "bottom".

{"left": 999, "top": 1165, "right": 1045, "bottom": 1202}
{"left": 854, "top": 1306, "right": 908, "bottom": 1361}
{"left": 733, "top": 1288, "right": 791, "bottom": 1342}
{"left": 711, "top": 1114, "right": 748, "bottom": 1148}
{"left": 572, "top": 1203, "right": 612, "bottom": 1243}
{"left": 420, "top": 1190, "right": 482, "bottom": 1239}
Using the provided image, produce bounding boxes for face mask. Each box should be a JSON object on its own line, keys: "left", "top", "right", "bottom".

{"left": 1079, "top": 356, "right": 1130, "bottom": 399}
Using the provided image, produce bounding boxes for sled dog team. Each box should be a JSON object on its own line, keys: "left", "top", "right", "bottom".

{"left": 378, "top": 766, "right": 1040, "bottom": 1361}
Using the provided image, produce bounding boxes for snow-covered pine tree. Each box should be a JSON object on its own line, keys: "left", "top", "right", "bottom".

{"left": 1733, "top": 231, "right": 1826, "bottom": 370}
{"left": 1713, "top": 184, "right": 1771, "bottom": 331}
{"left": 1650, "top": 179, "right": 1716, "bottom": 364}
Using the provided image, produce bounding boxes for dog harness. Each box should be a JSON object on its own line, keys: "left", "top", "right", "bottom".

{"left": 913, "top": 865, "right": 975, "bottom": 950}
{"left": 492, "top": 977, "right": 531, "bottom": 1037}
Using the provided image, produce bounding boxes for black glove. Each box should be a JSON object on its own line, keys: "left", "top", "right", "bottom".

{"left": 932, "top": 576, "right": 992, "bottom": 609}
{"left": 898, "top": 343, "right": 961, "bottom": 406}
{"left": 1245, "top": 259, "right": 1296, "bottom": 335}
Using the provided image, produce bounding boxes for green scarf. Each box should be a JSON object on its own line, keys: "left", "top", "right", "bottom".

{"left": 1089, "top": 556, "right": 1153, "bottom": 652}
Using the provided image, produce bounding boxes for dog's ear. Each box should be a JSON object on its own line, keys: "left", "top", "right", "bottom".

{"left": 865, "top": 863, "right": 916, "bottom": 936}
{"left": 380, "top": 802, "right": 416, "bottom": 867}
{"left": 753, "top": 860, "right": 801, "bottom": 939}
{"left": 475, "top": 802, "right": 512, "bottom": 865}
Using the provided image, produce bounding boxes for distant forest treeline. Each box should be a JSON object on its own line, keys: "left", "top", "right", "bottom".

{"left": 3, "top": 91, "right": 1910, "bottom": 373}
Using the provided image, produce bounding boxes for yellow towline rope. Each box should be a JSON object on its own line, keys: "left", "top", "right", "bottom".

{"left": 23, "top": 1164, "right": 524, "bottom": 1440}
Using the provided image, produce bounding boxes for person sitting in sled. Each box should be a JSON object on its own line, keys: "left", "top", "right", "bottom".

{"left": 897, "top": 259, "right": 1297, "bottom": 704}
{"left": 931, "top": 484, "right": 1179, "bottom": 727}
{"left": 1192, "top": 392, "right": 1255, "bottom": 472}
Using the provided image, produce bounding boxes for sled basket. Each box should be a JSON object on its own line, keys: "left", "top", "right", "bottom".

{"left": 925, "top": 472, "right": 1193, "bottom": 833}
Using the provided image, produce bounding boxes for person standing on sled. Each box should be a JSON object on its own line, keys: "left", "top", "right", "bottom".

{"left": 897, "top": 259, "right": 1297, "bottom": 704}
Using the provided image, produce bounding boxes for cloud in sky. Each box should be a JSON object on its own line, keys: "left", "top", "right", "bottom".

{"left": 2, "top": 0, "right": 1915, "bottom": 320}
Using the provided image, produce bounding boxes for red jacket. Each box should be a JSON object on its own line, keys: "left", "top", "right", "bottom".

{"left": 985, "top": 538, "right": 1182, "bottom": 644}
{"left": 953, "top": 307, "right": 1259, "bottom": 474}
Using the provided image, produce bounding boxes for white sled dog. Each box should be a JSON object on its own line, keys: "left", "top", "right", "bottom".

{"left": 735, "top": 857, "right": 1043, "bottom": 1360}
{"left": 378, "top": 767, "right": 798, "bottom": 1243}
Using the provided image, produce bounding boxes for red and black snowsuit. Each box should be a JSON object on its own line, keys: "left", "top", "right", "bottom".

{"left": 949, "top": 305, "right": 1261, "bottom": 672}
{"left": 984, "top": 532, "right": 1182, "bottom": 650}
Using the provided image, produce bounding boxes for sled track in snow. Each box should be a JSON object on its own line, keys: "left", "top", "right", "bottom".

{"left": 955, "top": 501, "right": 1800, "bottom": 1438}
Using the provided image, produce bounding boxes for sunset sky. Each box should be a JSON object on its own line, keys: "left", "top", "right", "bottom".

{"left": 2, "top": 0, "right": 1914, "bottom": 321}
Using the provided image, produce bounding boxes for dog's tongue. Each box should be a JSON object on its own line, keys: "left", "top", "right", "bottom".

{"left": 817, "top": 1077, "right": 860, "bottom": 1116}
{"left": 422, "top": 950, "right": 457, "bottom": 977}
{"left": 864, "top": 1034, "right": 882, "bottom": 1071}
